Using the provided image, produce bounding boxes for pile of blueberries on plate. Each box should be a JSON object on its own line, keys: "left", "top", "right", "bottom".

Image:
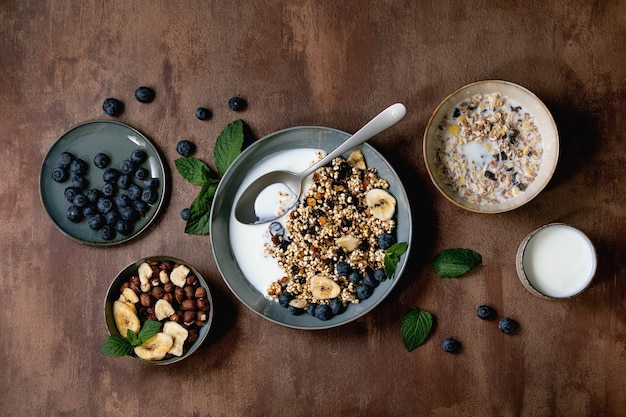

{"left": 51, "top": 148, "right": 159, "bottom": 241}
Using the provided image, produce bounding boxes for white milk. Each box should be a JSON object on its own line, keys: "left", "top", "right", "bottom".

{"left": 229, "top": 148, "right": 322, "bottom": 295}
{"left": 522, "top": 224, "right": 596, "bottom": 298}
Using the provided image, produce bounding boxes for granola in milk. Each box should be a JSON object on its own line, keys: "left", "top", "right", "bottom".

{"left": 434, "top": 92, "right": 544, "bottom": 204}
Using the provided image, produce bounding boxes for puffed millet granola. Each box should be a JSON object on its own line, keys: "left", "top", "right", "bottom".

{"left": 434, "top": 92, "right": 544, "bottom": 204}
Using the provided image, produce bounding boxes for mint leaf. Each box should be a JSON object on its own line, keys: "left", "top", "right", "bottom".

{"left": 175, "top": 157, "right": 213, "bottom": 186}
{"left": 185, "top": 182, "right": 218, "bottom": 234}
{"left": 384, "top": 242, "right": 408, "bottom": 278}
{"left": 401, "top": 307, "right": 433, "bottom": 352}
{"left": 101, "top": 334, "right": 133, "bottom": 357}
{"left": 433, "top": 248, "right": 482, "bottom": 278}
{"left": 137, "top": 320, "right": 162, "bottom": 343}
{"left": 214, "top": 119, "right": 244, "bottom": 175}
{"left": 126, "top": 329, "right": 141, "bottom": 347}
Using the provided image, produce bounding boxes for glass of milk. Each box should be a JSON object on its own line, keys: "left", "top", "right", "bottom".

{"left": 516, "top": 223, "right": 597, "bottom": 299}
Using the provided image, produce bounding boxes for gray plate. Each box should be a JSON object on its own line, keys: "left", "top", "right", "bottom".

{"left": 40, "top": 120, "right": 167, "bottom": 245}
{"left": 210, "top": 126, "right": 412, "bottom": 330}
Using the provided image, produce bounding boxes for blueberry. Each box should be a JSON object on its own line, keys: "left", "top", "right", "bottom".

{"left": 373, "top": 268, "right": 386, "bottom": 282}
{"left": 93, "top": 153, "right": 110, "bottom": 169}
{"left": 115, "top": 194, "right": 132, "bottom": 208}
{"left": 498, "top": 317, "right": 518, "bottom": 334}
{"left": 329, "top": 298, "right": 344, "bottom": 315}
{"left": 442, "top": 338, "right": 461, "bottom": 353}
{"left": 195, "top": 107, "right": 211, "bottom": 120}
{"left": 102, "top": 98, "right": 123, "bottom": 116}
{"left": 96, "top": 197, "right": 114, "bottom": 214}
{"left": 134, "top": 86, "right": 155, "bottom": 103}
{"left": 71, "top": 175, "right": 88, "bottom": 190}
{"left": 101, "top": 182, "right": 117, "bottom": 197}
{"left": 347, "top": 270, "right": 361, "bottom": 284}
{"left": 82, "top": 204, "right": 97, "bottom": 216}
{"left": 134, "top": 167, "right": 149, "bottom": 181}
{"left": 356, "top": 283, "right": 374, "bottom": 300}
{"left": 278, "top": 292, "right": 294, "bottom": 308}
{"left": 130, "top": 149, "right": 147, "bottom": 164}
{"left": 115, "top": 219, "right": 133, "bottom": 235}
{"left": 141, "top": 188, "right": 158, "bottom": 204}
{"left": 477, "top": 305, "right": 497, "bottom": 320}
{"left": 133, "top": 200, "right": 149, "bottom": 216}
{"left": 86, "top": 188, "right": 101, "bottom": 203}
{"left": 57, "top": 152, "right": 75, "bottom": 169}
{"left": 64, "top": 187, "right": 79, "bottom": 203}
{"left": 176, "top": 140, "right": 196, "bottom": 157}
{"left": 105, "top": 210, "right": 121, "bottom": 225}
{"left": 127, "top": 184, "right": 143, "bottom": 200}
{"left": 72, "top": 193, "right": 88, "bottom": 207}
{"left": 363, "top": 273, "right": 379, "bottom": 288}
{"left": 314, "top": 304, "right": 334, "bottom": 321}
{"left": 120, "top": 206, "right": 138, "bottom": 222}
{"left": 51, "top": 167, "right": 68, "bottom": 183}
{"left": 180, "top": 208, "right": 190, "bottom": 221}
{"left": 87, "top": 214, "right": 105, "bottom": 230}
{"left": 69, "top": 158, "right": 88, "bottom": 175}
{"left": 378, "top": 232, "right": 396, "bottom": 250}
{"left": 103, "top": 168, "right": 121, "bottom": 183}
{"left": 307, "top": 303, "right": 318, "bottom": 317}
{"left": 336, "top": 261, "right": 351, "bottom": 276}
{"left": 65, "top": 205, "right": 83, "bottom": 222}
{"left": 144, "top": 178, "right": 159, "bottom": 189}
{"left": 117, "top": 174, "right": 131, "bottom": 190}
{"left": 288, "top": 305, "right": 305, "bottom": 315}
{"left": 268, "top": 221, "right": 284, "bottom": 237}
{"left": 120, "top": 159, "right": 135, "bottom": 175}
{"left": 98, "top": 225, "right": 115, "bottom": 240}
{"left": 228, "top": 96, "right": 247, "bottom": 111}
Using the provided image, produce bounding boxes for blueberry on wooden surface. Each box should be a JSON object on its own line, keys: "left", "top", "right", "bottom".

{"left": 195, "top": 107, "right": 211, "bottom": 120}
{"left": 102, "top": 98, "right": 124, "bottom": 116}
{"left": 51, "top": 167, "right": 68, "bottom": 183}
{"left": 93, "top": 153, "right": 110, "bottom": 169}
{"left": 134, "top": 86, "right": 155, "bottom": 103}
{"left": 442, "top": 338, "right": 461, "bottom": 353}
{"left": 477, "top": 305, "right": 497, "bottom": 320}
{"left": 498, "top": 317, "right": 518, "bottom": 334}
{"left": 180, "top": 208, "right": 190, "bottom": 221}
{"left": 176, "top": 140, "right": 196, "bottom": 157}
{"left": 228, "top": 96, "right": 246, "bottom": 111}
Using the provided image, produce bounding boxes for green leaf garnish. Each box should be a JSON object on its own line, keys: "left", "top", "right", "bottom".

{"left": 137, "top": 320, "right": 162, "bottom": 343}
{"left": 185, "top": 182, "right": 218, "bottom": 234}
{"left": 432, "top": 248, "right": 482, "bottom": 278}
{"left": 401, "top": 307, "right": 433, "bottom": 352}
{"left": 214, "top": 119, "right": 245, "bottom": 175}
{"left": 384, "top": 242, "right": 408, "bottom": 278}
{"left": 126, "top": 329, "right": 141, "bottom": 347}
{"left": 101, "top": 321, "right": 163, "bottom": 358}
{"left": 175, "top": 157, "right": 213, "bottom": 186}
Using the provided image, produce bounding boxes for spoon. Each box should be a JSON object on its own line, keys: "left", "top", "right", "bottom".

{"left": 234, "top": 103, "right": 407, "bottom": 224}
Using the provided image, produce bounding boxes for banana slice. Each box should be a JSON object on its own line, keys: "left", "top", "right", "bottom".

{"left": 170, "top": 264, "right": 190, "bottom": 288}
{"left": 365, "top": 189, "right": 396, "bottom": 221}
{"left": 159, "top": 270, "right": 170, "bottom": 284}
{"left": 346, "top": 149, "right": 366, "bottom": 170}
{"left": 134, "top": 332, "right": 174, "bottom": 361}
{"left": 310, "top": 275, "right": 341, "bottom": 299}
{"left": 138, "top": 262, "right": 153, "bottom": 292}
{"left": 288, "top": 298, "right": 308, "bottom": 309}
{"left": 163, "top": 321, "right": 189, "bottom": 357}
{"left": 120, "top": 287, "right": 139, "bottom": 304}
{"left": 336, "top": 235, "right": 362, "bottom": 252}
{"left": 112, "top": 300, "right": 141, "bottom": 337}
{"left": 154, "top": 299, "right": 175, "bottom": 321}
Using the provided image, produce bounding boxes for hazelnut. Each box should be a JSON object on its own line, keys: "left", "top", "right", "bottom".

{"left": 186, "top": 274, "right": 198, "bottom": 286}
{"left": 160, "top": 261, "right": 173, "bottom": 271}
{"left": 183, "top": 310, "right": 196, "bottom": 325}
{"left": 187, "top": 328, "right": 199, "bottom": 343}
{"left": 120, "top": 282, "right": 130, "bottom": 292}
{"left": 169, "top": 312, "right": 181, "bottom": 323}
{"left": 195, "top": 287, "right": 207, "bottom": 298}
{"left": 197, "top": 311, "right": 208, "bottom": 322}
{"left": 182, "top": 299, "right": 196, "bottom": 311}
{"left": 163, "top": 282, "right": 174, "bottom": 293}
{"left": 150, "top": 277, "right": 161, "bottom": 287}
{"left": 151, "top": 287, "right": 165, "bottom": 299}
{"left": 129, "top": 282, "right": 141, "bottom": 294}
{"left": 184, "top": 285, "right": 194, "bottom": 299}
{"left": 197, "top": 298, "right": 210, "bottom": 311}
{"left": 195, "top": 320, "right": 205, "bottom": 328}
{"left": 130, "top": 275, "right": 140, "bottom": 287}
{"left": 162, "top": 292, "right": 174, "bottom": 304}
{"left": 139, "top": 293, "right": 152, "bottom": 307}
{"left": 174, "top": 287, "right": 185, "bottom": 303}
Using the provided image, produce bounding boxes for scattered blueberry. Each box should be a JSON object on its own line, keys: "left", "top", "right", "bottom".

{"left": 85, "top": 188, "right": 101, "bottom": 203}
{"left": 115, "top": 219, "right": 133, "bottom": 235}
{"left": 105, "top": 210, "right": 121, "bottom": 225}
{"left": 130, "top": 149, "right": 147, "bottom": 164}
{"left": 115, "top": 194, "right": 132, "bottom": 208}
{"left": 65, "top": 205, "right": 83, "bottom": 222}
{"left": 228, "top": 96, "right": 247, "bottom": 111}
{"left": 278, "top": 292, "right": 294, "bottom": 308}
{"left": 498, "top": 317, "right": 518, "bottom": 334}
{"left": 329, "top": 298, "right": 344, "bottom": 315}
{"left": 134, "top": 167, "right": 149, "bottom": 181}
{"left": 117, "top": 174, "right": 131, "bottom": 190}
{"left": 195, "top": 107, "right": 211, "bottom": 120}
{"left": 347, "top": 270, "right": 361, "bottom": 284}
{"left": 141, "top": 188, "right": 158, "bottom": 204}
{"left": 87, "top": 214, "right": 105, "bottom": 230}
{"left": 378, "top": 232, "right": 396, "bottom": 250}
{"left": 176, "top": 140, "right": 196, "bottom": 157}
{"left": 101, "top": 182, "right": 117, "bottom": 197}
{"left": 442, "top": 338, "right": 461, "bottom": 353}
{"left": 477, "top": 305, "right": 497, "bottom": 320}
{"left": 120, "top": 159, "right": 135, "bottom": 175}
{"left": 127, "top": 184, "right": 143, "bottom": 200}
{"left": 373, "top": 268, "right": 386, "bottom": 282}
{"left": 82, "top": 205, "right": 97, "bottom": 216}
{"left": 102, "top": 98, "right": 123, "bottom": 116}
{"left": 180, "top": 208, "right": 191, "bottom": 221}
{"left": 93, "top": 153, "right": 110, "bottom": 169}
{"left": 363, "top": 273, "right": 379, "bottom": 288}
{"left": 120, "top": 206, "right": 138, "bottom": 222}
{"left": 96, "top": 197, "right": 114, "bottom": 214}
{"left": 315, "top": 304, "right": 335, "bottom": 321}
{"left": 133, "top": 200, "right": 149, "bottom": 216}
{"left": 336, "top": 261, "right": 351, "bottom": 276}
{"left": 103, "top": 168, "right": 121, "bottom": 183}
{"left": 64, "top": 187, "right": 79, "bottom": 203}
{"left": 71, "top": 175, "right": 88, "bottom": 190}
{"left": 268, "top": 222, "right": 284, "bottom": 237}
{"left": 98, "top": 225, "right": 115, "bottom": 240}
{"left": 69, "top": 158, "right": 88, "bottom": 175}
{"left": 72, "top": 194, "right": 88, "bottom": 207}
{"left": 144, "top": 178, "right": 159, "bottom": 189}
{"left": 51, "top": 167, "right": 68, "bottom": 183}
{"left": 57, "top": 152, "right": 75, "bottom": 168}
{"left": 134, "top": 86, "right": 155, "bottom": 103}
{"left": 356, "top": 283, "right": 374, "bottom": 300}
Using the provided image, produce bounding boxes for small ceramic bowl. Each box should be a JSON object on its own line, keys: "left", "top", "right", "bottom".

{"left": 423, "top": 80, "right": 559, "bottom": 213}
{"left": 104, "top": 256, "right": 213, "bottom": 364}
{"left": 516, "top": 223, "right": 597, "bottom": 299}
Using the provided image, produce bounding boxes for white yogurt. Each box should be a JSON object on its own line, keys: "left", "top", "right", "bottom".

{"left": 254, "top": 183, "right": 297, "bottom": 223}
{"left": 229, "top": 148, "right": 323, "bottom": 295}
{"left": 521, "top": 224, "right": 596, "bottom": 298}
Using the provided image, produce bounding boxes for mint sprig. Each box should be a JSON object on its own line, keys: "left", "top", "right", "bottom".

{"left": 401, "top": 307, "right": 433, "bottom": 352}
{"left": 175, "top": 119, "right": 246, "bottom": 235}
{"left": 432, "top": 248, "right": 482, "bottom": 278}
{"left": 101, "top": 320, "right": 162, "bottom": 358}
{"left": 384, "top": 242, "right": 408, "bottom": 278}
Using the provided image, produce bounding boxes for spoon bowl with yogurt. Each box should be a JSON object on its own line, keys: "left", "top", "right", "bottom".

{"left": 234, "top": 103, "right": 407, "bottom": 224}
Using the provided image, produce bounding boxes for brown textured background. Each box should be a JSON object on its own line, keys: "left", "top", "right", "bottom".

{"left": 1, "top": 1, "right": 625, "bottom": 416}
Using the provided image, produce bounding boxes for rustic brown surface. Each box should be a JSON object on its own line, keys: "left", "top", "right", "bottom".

{"left": 1, "top": 1, "right": 625, "bottom": 416}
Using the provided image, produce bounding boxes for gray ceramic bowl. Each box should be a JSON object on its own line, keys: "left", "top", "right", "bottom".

{"left": 210, "top": 126, "right": 412, "bottom": 330}
{"left": 104, "top": 256, "right": 213, "bottom": 364}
